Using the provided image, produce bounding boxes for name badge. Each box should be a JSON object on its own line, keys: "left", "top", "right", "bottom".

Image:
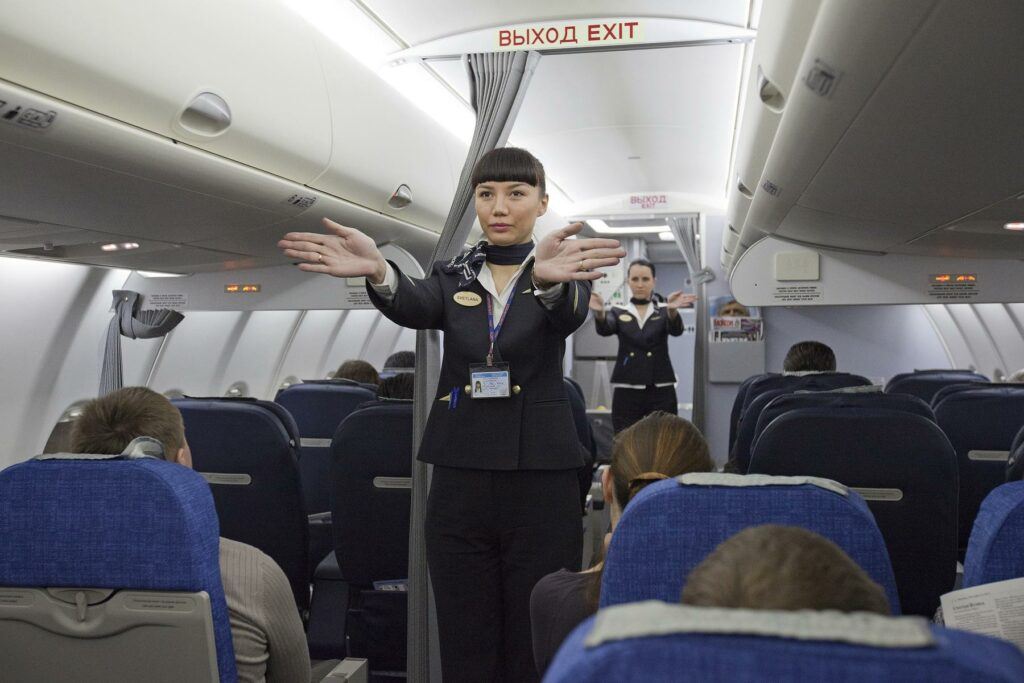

{"left": 619, "top": 313, "right": 633, "bottom": 322}
{"left": 454, "top": 291, "right": 483, "bottom": 307}
{"left": 469, "top": 362, "right": 511, "bottom": 399}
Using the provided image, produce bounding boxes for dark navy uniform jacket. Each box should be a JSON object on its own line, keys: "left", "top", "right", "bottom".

{"left": 594, "top": 303, "right": 683, "bottom": 386}
{"left": 366, "top": 259, "right": 590, "bottom": 471}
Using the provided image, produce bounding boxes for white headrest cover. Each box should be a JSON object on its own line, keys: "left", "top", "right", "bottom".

{"left": 585, "top": 601, "right": 934, "bottom": 649}
{"left": 676, "top": 472, "right": 848, "bottom": 497}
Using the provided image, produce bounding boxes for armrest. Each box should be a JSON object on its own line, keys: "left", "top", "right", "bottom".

{"left": 309, "top": 511, "right": 333, "bottom": 525}
{"left": 319, "top": 658, "right": 369, "bottom": 682}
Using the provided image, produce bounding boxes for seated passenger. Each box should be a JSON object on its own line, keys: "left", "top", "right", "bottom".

{"left": 681, "top": 524, "right": 889, "bottom": 614}
{"left": 529, "top": 412, "right": 713, "bottom": 675}
{"left": 783, "top": 341, "right": 837, "bottom": 373}
{"left": 334, "top": 359, "right": 379, "bottom": 385}
{"left": 383, "top": 350, "right": 416, "bottom": 371}
{"left": 377, "top": 372, "right": 414, "bottom": 400}
{"left": 70, "top": 387, "right": 312, "bottom": 683}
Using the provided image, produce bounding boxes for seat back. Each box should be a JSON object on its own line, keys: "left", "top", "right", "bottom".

{"left": 753, "top": 392, "right": 934, "bottom": 455}
{"left": 599, "top": 473, "right": 899, "bottom": 611}
{"left": 175, "top": 397, "right": 310, "bottom": 611}
{"left": 545, "top": 603, "right": 1024, "bottom": 682}
{"left": 730, "top": 373, "right": 873, "bottom": 473}
{"left": 885, "top": 369, "right": 989, "bottom": 404}
{"left": 964, "top": 481, "right": 1024, "bottom": 587}
{"left": 0, "top": 455, "right": 236, "bottom": 682}
{"left": 276, "top": 381, "right": 377, "bottom": 514}
{"left": 331, "top": 401, "right": 413, "bottom": 585}
{"left": 930, "top": 381, "right": 1005, "bottom": 408}
{"left": 728, "top": 373, "right": 775, "bottom": 451}
{"left": 932, "top": 386, "right": 1024, "bottom": 554}
{"left": 749, "top": 408, "right": 957, "bottom": 616}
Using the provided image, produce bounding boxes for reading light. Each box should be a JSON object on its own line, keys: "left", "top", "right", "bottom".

{"left": 100, "top": 243, "right": 119, "bottom": 251}
{"left": 658, "top": 231, "right": 675, "bottom": 241}
{"left": 588, "top": 219, "right": 669, "bottom": 235}
{"left": 121, "top": 242, "right": 139, "bottom": 250}
{"left": 1004, "top": 222, "right": 1024, "bottom": 231}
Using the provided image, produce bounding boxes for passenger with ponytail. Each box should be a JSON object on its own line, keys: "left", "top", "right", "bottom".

{"left": 528, "top": 411, "right": 713, "bottom": 675}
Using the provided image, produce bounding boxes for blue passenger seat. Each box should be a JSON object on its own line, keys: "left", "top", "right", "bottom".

{"left": 275, "top": 380, "right": 378, "bottom": 515}
{"left": 963, "top": 481, "right": 1024, "bottom": 587}
{"left": 0, "top": 453, "right": 236, "bottom": 682}
{"left": 885, "top": 369, "right": 989, "bottom": 404}
{"left": 174, "top": 397, "right": 310, "bottom": 612}
{"left": 599, "top": 473, "right": 899, "bottom": 612}
{"left": 728, "top": 373, "right": 775, "bottom": 452}
{"left": 749, "top": 408, "right": 957, "bottom": 616}
{"left": 932, "top": 385, "right": 1024, "bottom": 555}
{"left": 544, "top": 603, "right": 1024, "bottom": 682}
{"left": 1007, "top": 425, "right": 1024, "bottom": 482}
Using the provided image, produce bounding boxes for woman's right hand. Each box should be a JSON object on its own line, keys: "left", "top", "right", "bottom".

{"left": 278, "top": 217, "right": 388, "bottom": 283}
{"left": 589, "top": 292, "right": 605, "bottom": 313}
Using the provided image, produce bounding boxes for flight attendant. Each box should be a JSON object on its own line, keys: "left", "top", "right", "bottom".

{"left": 591, "top": 259, "right": 695, "bottom": 432}
{"left": 278, "top": 147, "right": 625, "bottom": 683}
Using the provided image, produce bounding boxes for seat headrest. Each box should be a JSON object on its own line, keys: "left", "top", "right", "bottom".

{"left": 585, "top": 602, "right": 933, "bottom": 649}
{"left": 676, "top": 472, "right": 848, "bottom": 496}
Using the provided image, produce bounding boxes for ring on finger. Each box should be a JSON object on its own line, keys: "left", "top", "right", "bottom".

{"left": 317, "top": 253, "right": 323, "bottom": 263}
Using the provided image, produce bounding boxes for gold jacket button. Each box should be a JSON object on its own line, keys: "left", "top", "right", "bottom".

{"left": 646, "top": 351, "right": 653, "bottom": 357}
{"left": 512, "top": 385, "right": 521, "bottom": 394}
{"left": 464, "top": 384, "right": 472, "bottom": 394}
{"left": 629, "top": 352, "right": 635, "bottom": 357}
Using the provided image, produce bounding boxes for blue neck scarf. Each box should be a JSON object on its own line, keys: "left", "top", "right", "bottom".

{"left": 443, "top": 241, "right": 533, "bottom": 287}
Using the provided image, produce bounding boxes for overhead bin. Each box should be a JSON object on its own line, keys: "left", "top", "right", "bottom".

{"left": 309, "top": 33, "right": 464, "bottom": 231}
{"left": 0, "top": 0, "right": 333, "bottom": 184}
{"left": 739, "top": 0, "right": 1024, "bottom": 260}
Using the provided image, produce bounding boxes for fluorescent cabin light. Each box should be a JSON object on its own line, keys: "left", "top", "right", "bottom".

{"left": 588, "top": 219, "right": 669, "bottom": 235}
{"left": 658, "top": 231, "right": 675, "bottom": 241}
{"left": 136, "top": 270, "right": 189, "bottom": 278}
{"left": 1004, "top": 222, "right": 1024, "bottom": 231}
{"left": 100, "top": 243, "right": 118, "bottom": 252}
{"left": 286, "top": 0, "right": 474, "bottom": 143}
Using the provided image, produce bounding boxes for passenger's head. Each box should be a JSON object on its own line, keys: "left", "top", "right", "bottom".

{"left": 783, "top": 341, "right": 837, "bottom": 373}
{"left": 335, "top": 359, "right": 379, "bottom": 385}
{"left": 717, "top": 299, "right": 750, "bottom": 317}
{"left": 681, "top": 525, "right": 889, "bottom": 615}
{"left": 384, "top": 350, "right": 415, "bottom": 371}
{"left": 627, "top": 259, "right": 656, "bottom": 301}
{"left": 471, "top": 147, "right": 548, "bottom": 246}
{"left": 70, "top": 386, "right": 192, "bottom": 468}
{"left": 377, "top": 373, "right": 414, "bottom": 400}
{"left": 603, "top": 412, "right": 713, "bottom": 525}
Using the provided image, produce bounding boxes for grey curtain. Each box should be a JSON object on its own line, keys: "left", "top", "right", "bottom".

{"left": 99, "top": 290, "right": 183, "bottom": 396}
{"left": 667, "top": 216, "right": 714, "bottom": 434}
{"left": 408, "top": 50, "right": 540, "bottom": 682}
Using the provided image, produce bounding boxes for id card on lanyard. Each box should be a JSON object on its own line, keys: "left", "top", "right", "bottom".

{"left": 470, "top": 276, "right": 520, "bottom": 399}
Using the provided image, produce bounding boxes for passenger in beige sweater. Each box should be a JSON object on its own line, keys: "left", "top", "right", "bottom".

{"left": 71, "top": 387, "right": 312, "bottom": 683}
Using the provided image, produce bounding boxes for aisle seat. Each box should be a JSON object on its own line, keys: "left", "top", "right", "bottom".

{"left": 599, "top": 473, "right": 899, "bottom": 612}
{"left": 885, "top": 369, "right": 988, "bottom": 404}
{"left": 963, "top": 481, "right": 1024, "bottom": 587}
{"left": 544, "top": 602, "right": 1024, "bottom": 682}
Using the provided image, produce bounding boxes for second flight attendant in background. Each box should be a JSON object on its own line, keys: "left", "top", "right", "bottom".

{"left": 591, "top": 259, "right": 696, "bottom": 432}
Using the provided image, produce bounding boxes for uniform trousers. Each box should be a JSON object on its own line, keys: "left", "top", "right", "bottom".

{"left": 611, "top": 385, "right": 678, "bottom": 433}
{"left": 425, "top": 466, "right": 582, "bottom": 683}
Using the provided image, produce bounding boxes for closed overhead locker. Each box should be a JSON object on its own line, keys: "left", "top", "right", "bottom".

{"left": 0, "top": 0, "right": 332, "bottom": 184}
{"left": 309, "top": 32, "right": 465, "bottom": 232}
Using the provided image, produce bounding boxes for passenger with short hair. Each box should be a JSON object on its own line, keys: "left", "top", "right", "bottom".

{"left": 377, "top": 372, "right": 414, "bottom": 400}
{"left": 70, "top": 387, "right": 313, "bottom": 683}
{"left": 591, "top": 259, "right": 696, "bottom": 433}
{"left": 529, "top": 412, "right": 714, "bottom": 675}
{"left": 783, "top": 341, "right": 837, "bottom": 373}
{"left": 681, "top": 524, "right": 890, "bottom": 615}
{"left": 383, "top": 350, "right": 416, "bottom": 371}
{"left": 334, "top": 359, "right": 379, "bottom": 385}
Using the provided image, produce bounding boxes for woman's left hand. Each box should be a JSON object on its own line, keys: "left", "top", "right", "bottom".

{"left": 666, "top": 291, "right": 698, "bottom": 309}
{"left": 532, "top": 223, "right": 626, "bottom": 286}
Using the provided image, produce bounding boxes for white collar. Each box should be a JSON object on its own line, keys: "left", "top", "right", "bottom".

{"left": 625, "top": 300, "right": 660, "bottom": 327}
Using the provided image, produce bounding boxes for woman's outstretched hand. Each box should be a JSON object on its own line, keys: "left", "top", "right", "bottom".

{"left": 666, "top": 291, "right": 698, "bottom": 309}
{"left": 589, "top": 292, "right": 605, "bottom": 312}
{"left": 278, "top": 218, "right": 388, "bottom": 284}
{"left": 532, "top": 223, "right": 626, "bottom": 287}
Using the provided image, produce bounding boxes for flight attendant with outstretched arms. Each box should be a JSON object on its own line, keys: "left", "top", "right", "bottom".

{"left": 591, "top": 258, "right": 695, "bottom": 433}
{"left": 278, "top": 147, "right": 625, "bottom": 683}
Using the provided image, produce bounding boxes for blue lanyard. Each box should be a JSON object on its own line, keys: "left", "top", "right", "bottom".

{"left": 485, "top": 274, "right": 523, "bottom": 365}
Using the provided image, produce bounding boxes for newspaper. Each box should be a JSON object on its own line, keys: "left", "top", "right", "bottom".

{"left": 711, "top": 316, "right": 763, "bottom": 342}
{"left": 941, "top": 576, "right": 1024, "bottom": 649}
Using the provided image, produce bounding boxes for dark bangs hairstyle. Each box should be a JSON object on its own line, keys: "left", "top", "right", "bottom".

{"left": 628, "top": 258, "right": 656, "bottom": 278}
{"left": 470, "top": 147, "right": 546, "bottom": 196}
